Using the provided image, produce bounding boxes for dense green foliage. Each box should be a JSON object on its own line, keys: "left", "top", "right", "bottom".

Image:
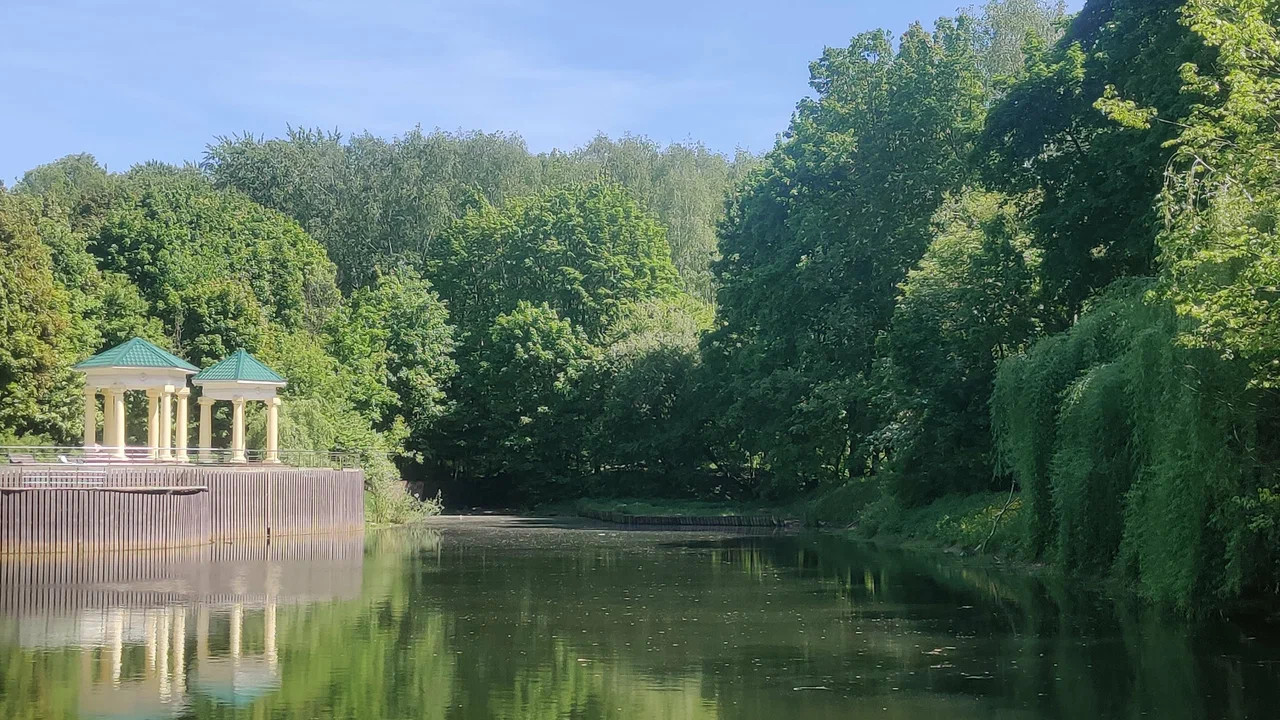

{"left": 696, "top": 0, "right": 1280, "bottom": 615}
{"left": 3, "top": 0, "right": 1280, "bottom": 612}
{"left": 204, "top": 129, "right": 752, "bottom": 301}
{"left": 984, "top": 0, "right": 1280, "bottom": 612}
{"left": 0, "top": 193, "right": 78, "bottom": 442}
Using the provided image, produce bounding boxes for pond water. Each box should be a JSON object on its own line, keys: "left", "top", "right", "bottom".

{"left": 2, "top": 516, "right": 1278, "bottom": 719}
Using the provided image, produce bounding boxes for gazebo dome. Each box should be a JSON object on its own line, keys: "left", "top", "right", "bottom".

{"left": 74, "top": 338, "right": 198, "bottom": 376}
{"left": 192, "top": 349, "right": 285, "bottom": 386}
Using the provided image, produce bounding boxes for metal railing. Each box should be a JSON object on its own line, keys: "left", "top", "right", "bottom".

{"left": 0, "top": 445, "right": 366, "bottom": 470}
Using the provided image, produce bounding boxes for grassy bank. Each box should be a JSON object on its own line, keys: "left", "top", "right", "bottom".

{"left": 545, "top": 486, "right": 1024, "bottom": 559}
{"left": 538, "top": 497, "right": 806, "bottom": 522}
{"left": 809, "top": 480, "right": 1023, "bottom": 556}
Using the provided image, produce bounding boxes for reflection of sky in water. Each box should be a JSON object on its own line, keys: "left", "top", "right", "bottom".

{"left": 1, "top": 521, "right": 1278, "bottom": 720}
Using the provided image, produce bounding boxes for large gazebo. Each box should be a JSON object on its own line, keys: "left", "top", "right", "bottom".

{"left": 74, "top": 339, "right": 286, "bottom": 464}
{"left": 75, "top": 338, "right": 199, "bottom": 461}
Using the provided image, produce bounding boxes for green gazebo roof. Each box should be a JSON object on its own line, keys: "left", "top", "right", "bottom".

{"left": 73, "top": 338, "right": 199, "bottom": 372}
{"left": 193, "top": 349, "right": 286, "bottom": 384}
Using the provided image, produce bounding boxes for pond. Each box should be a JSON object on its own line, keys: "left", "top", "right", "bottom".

{"left": 2, "top": 516, "right": 1278, "bottom": 719}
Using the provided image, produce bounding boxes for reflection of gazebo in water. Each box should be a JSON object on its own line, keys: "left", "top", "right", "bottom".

{"left": 191, "top": 602, "right": 281, "bottom": 707}
{"left": 0, "top": 536, "right": 364, "bottom": 716}
{"left": 76, "top": 608, "right": 189, "bottom": 720}
{"left": 70, "top": 603, "right": 282, "bottom": 716}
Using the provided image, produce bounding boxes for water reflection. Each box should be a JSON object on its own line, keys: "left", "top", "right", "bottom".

{"left": 1, "top": 521, "right": 1278, "bottom": 719}
{"left": 0, "top": 534, "right": 366, "bottom": 719}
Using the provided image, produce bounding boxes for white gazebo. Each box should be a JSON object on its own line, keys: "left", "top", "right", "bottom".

{"left": 74, "top": 338, "right": 199, "bottom": 461}
{"left": 192, "top": 350, "right": 287, "bottom": 464}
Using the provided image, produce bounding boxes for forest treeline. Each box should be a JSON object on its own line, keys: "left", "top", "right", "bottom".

{"left": 3, "top": 0, "right": 1279, "bottom": 612}
{"left": 0, "top": 136, "right": 745, "bottom": 522}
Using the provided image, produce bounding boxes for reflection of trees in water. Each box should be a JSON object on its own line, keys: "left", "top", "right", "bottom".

{"left": 696, "top": 535, "right": 1279, "bottom": 720}
{"left": 416, "top": 531, "right": 1279, "bottom": 720}
{"left": 2, "top": 527, "right": 1278, "bottom": 719}
{"left": 364, "top": 525, "right": 443, "bottom": 557}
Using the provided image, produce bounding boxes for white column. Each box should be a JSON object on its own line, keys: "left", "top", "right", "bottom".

{"left": 197, "top": 396, "right": 214, "bottom": 461}
{"left": 109, "top": 608, "right": 124, "bottom": 685}
{"left": 103, "top": 389, "right": 116, "bottom": 449}
{"left": 175, "top": 388, "right": 190, "bottom": 462}
{"left": 230, "top": 603, "right": 243, "bottom": 659}
{"left": 265, "top": 601, "right": 278, "bottom": 670}
{"left": 159, "top": 384, "right": 174, "bottom": 461}
{"left": 146, "top": 389, "right": 161, "bottom": 460}
{"left": 110, "top": 388, "right": 127, "bottom": 460}
{"left": 82, "top": 384, "right": 98, "bottom": 450}
{"left": 173, "top": 608, "right": 186, "bottom": 695}
{"left": 231, "top": 397, "right": 246, "bottom": 463}
{"left": 265, "top": 396, "right": 281, "bottom": 463}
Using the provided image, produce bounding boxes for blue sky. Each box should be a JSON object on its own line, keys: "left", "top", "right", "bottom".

{"left": 3, "top": 0, "right": 1071, "bottom": 183}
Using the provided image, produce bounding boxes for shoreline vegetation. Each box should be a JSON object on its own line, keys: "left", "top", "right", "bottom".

{"left": 551, "top": 490, "right": 1023, "bottom": 558}
{"left": 5, "top": 0, "right": 1280, "bottom": 617}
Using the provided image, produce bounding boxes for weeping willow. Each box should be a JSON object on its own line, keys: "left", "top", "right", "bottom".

{"left": 993, "top": 279, "right": 1280, "bottom": 612}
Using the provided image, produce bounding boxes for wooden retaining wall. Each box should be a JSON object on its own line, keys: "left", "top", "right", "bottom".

{"left": 0, "top": 465, "right": 364, "bottom": 554}
{"left": 579, "top": 507, "right": 788, "bottom": 527}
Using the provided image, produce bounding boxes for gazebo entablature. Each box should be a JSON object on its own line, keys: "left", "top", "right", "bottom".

{"left": 195, "top": 381, "right": 282, "bottom": 403}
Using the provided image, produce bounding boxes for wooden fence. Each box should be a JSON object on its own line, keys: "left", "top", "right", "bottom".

{"left": 0, "top": 465, "right": 364, "bottom": 554}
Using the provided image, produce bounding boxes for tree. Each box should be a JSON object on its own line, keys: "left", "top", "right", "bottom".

{"left": 434, "top": 181, "right": 680, "bottom": 342}
{"left": 979, "top": 0, "right": 1211, "bottom": 317}
{"left": 206, "top": 128, "right": 748, "bottom": 301}
{"left": 556, "top": 135, "right": 759, "bottom": 301}
{"left": 438, "top": 303, "right": 599, "bottom": 504}
{"left": 970, "top": 0, "right": 1068, "bottom": 87}
{"left": 205, "top": 127, "right": 543, "bottom": 291}
{"left": 1151, "top": 0, "right": 1280, "bottom": 385}
{"left": 326, "top": 269, "right": 456, "bottom": 438}
{"left": 424, "top": 182, "right": 687, "bottom": 505}
{"left": 89, "top": 164, "right": 339, "bottom": 362}
{"left": 878, "top": 190, "right": 1039, "bottom": 505}
{"left": 0, "top": 192, "right": 78, "bottom": 441}
{"left": 586, "top": 297, "right": 713, "bottom": 495}
{"left": 711, "top": 17, "right": 990, "bottom": 494}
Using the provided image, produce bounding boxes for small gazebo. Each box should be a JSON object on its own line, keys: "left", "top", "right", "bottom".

{"left": 75, "top": 338, "right": 199, "bottom": 460}
{"left": 192, "top": 350, "right": 287, "bottom": 463}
